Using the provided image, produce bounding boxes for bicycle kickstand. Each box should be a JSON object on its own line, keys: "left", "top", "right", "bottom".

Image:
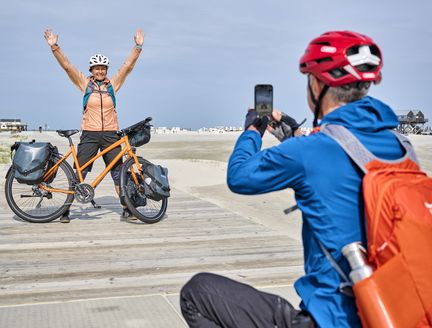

{"left": 91, "top": 200, "right": 101, "bottom": 209}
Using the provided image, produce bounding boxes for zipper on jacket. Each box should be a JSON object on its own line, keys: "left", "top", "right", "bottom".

{"left": 96, "top": 83, "right": 104, "bottom": 131}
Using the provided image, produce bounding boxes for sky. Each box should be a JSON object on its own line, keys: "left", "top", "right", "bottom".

{"left": 1, "top": 0, "right": 431, "bottom": 130}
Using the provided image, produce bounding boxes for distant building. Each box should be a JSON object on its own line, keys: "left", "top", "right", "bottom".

{"left": 198, "top": 126, "right": 243, "bottom": 133}
{"left": 395, "top": 110, "right": 428, "bottom": 134}
{"left": 0, "top": 119, "right": 27, "bottom": 132}
{"left": 151, "top": 126, "right": 192, "bottom": 134}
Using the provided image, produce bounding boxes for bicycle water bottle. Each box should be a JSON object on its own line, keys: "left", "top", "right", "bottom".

{"left": 342, "top": 242, "right": 372, "bottom": 283}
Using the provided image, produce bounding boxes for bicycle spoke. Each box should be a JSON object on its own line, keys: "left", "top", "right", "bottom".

{"left": 5, "top": 158, "right": 75, "bottom": 222}
{"left": 134, "top": 199, "right": 164, "bottom": 217}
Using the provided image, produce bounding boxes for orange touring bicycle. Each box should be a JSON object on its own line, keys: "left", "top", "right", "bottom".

{"left": 5, "top": 118, "right": 168, "bottom": 224}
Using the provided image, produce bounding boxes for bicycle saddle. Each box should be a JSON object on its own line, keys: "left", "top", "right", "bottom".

{"left": 57, "top": 129, "right": 80, "bottom": 138}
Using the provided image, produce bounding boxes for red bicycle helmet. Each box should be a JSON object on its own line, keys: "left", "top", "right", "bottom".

{"left": 299, "top": 31, "right": 383, "bottom": 87}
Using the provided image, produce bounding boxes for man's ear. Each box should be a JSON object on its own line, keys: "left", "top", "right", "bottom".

{"left": 309, "top": 75, "right": 324, "bottom": 97}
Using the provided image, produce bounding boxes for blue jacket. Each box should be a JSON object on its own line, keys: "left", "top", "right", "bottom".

{"left": 227, "top": 96, "right": 404, "bottom": 327}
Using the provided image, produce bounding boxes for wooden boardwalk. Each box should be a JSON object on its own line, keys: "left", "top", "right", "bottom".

{"left": 0, "top": 185, "right": 303, "bottom": 307}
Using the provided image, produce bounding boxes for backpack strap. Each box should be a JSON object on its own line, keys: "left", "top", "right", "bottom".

{"left": 106, "top": 83, "right": 116, "bottom": 107}
{"left": 320, "top": 124, "right": 420, "bottom": 173}
{"left": 320, "top": 124, "right": 373, "bottom": 173}
{"left": 83, "top": 79, "right": 116, "bottom": 110}
{"left": 389, "top": 130, "right": 419, "bottom": 165}
{"left": 318, "top": 239, "right": 354, "bottom": 297}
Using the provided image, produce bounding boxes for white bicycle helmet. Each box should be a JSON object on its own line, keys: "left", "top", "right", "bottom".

{"left": 89, "top": 54, "right": 110, "bottom": 69}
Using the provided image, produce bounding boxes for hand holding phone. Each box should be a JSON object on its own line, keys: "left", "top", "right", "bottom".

{"left": 255, "top": 84, "right": 273, "bottom": 118}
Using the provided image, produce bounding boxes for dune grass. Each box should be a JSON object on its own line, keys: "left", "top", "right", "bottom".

{"left": 0, "top": 135, "right": 28, "bottom": 164}
{"left": 0, "top": 146, "right": 10, "bottom": 164}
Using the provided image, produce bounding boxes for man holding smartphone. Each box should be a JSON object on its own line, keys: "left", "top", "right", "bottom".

{"left": 181, "top": 31, "right": 404, "bottom": 327}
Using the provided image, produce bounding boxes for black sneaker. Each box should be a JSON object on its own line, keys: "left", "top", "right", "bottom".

{"left": 60, "top": 210, "right": 70, "bottom": 223}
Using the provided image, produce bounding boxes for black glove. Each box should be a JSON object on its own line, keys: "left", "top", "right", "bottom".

{"left": 244, "top": 109, "right": 269, "bottom": 137}
{"left": 269, "top": 113, "right": 306, "bottom": 142}
{"left": 281, "top": 114, "right": 302, "bottom": 131}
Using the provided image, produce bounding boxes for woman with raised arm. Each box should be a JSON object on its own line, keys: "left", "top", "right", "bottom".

{"left": 44, "top": 28, "right": 144, "bottom": 222}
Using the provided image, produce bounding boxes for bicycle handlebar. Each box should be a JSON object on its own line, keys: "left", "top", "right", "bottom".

{"left": 54, "top": 118, "right": 152, "bottom": 138}
{"left": 118, "top": 117, "right": 152, "bottom": 136}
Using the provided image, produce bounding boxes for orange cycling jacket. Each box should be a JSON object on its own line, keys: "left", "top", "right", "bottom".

{"left": 50, "top": 44, "right": 142, "bottom": 131}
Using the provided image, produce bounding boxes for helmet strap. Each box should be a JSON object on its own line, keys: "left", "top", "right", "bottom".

{"left": 308, "top": 77, "right": 329, "bottom": 128}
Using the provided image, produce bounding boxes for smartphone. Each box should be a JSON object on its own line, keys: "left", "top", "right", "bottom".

{"left": 255, "top": 84, "right": 273, "bottom": 118}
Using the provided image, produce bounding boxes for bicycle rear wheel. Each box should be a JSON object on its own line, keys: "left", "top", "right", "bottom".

{"left": 5, "top": 157, "right": 75, "bottom": 223}
{"left": 120, "top": 157, "right": 168, "bottom": 224}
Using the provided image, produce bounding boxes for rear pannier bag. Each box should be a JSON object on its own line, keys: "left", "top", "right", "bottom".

{"left": 11, "top": 142, "right": 56, "bottom": 185}
{"left": 142, "top": 161, "right": 170, "bottom": 201}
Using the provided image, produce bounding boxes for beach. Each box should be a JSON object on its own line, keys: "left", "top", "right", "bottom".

{"left": 0, "top": 130, "right": 431, "bottom": 327}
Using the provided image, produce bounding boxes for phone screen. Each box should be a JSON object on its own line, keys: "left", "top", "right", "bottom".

{"left": 255, "top": 84, "right": 273, "bottom": 118}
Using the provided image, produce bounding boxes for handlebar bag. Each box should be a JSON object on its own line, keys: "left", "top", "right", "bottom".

{"left": 128, "top": 124, "right": 151, "bottom": 147}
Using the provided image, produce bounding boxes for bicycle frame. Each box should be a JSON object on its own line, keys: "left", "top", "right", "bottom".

{"left": 41, "top": 135, "right": 144, "bottom": 195}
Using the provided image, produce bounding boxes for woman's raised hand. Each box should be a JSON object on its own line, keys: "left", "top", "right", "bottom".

{"left": 44, "top": 29, "right": 58, "bottom": 46}
{"left": 134, "top": 29, "right": 144, "bottom": 46}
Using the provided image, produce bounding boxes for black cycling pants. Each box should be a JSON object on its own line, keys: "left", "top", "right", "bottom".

{"left": 75, "top": 131, "right": 122, "bottom": 185}
{"left": 180, "top": 272, "right": 316, "bottom": 328}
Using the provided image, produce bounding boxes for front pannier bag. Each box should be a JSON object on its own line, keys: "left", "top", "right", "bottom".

{"left": 11, "top": 142, "right": 56, "bottom": 185}
{"left": 124, "top": 171, "right": 148, "bottom": 207}
{"left": 142, "top": 161, "right": 170, "bottom": 201}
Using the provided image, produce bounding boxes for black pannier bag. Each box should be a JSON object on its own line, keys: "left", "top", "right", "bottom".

{"left": 11, "top": 142, "right": 57, "bottom": 185}
{"left": 142, "top": 160, "right": 170, "bottom": 201}
{"left": 128, "top": 123, "right": 151, "bottom": 147}
{"left": 124, "top": 171, "right": 148, "bottom": 207}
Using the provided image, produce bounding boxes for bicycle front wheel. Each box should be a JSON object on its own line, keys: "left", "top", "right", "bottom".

{"left": 5, "top": 157, "right": 75, "bottom": 223}
{"left": 120, "top": 157, "right": 168, "bottom": 224}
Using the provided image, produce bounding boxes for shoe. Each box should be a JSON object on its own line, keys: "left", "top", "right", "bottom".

{"left": 60, "top": 210, "right": 70, "bottom": 223}
{"left": 122, "top": 208, "right": 137, "bottom": 220}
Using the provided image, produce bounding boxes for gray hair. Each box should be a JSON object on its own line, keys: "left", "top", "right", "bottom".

{"left": 327, "top": 82, "right": 371, "bottom": 103}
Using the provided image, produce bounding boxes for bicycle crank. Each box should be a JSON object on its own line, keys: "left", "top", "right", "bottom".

{"left": 74, "top": 183, "right": 95, "bottom": 203}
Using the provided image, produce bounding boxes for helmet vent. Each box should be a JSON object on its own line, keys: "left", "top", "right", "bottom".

{"left": 329, "top": 68, "right": 347, "bottom": 79}
{"left": 369, "top": 45, "right": 381, "bottom": 57}
{"left": 356, "top": 63, "right": 378, "bottom": 72}
{"left": 314, "top": 41, "right": 331, "bottom": 46}
{"left": 316, "top": 57, "right": 333, "bottom": 64}
{"left": 346, "top": 46, "right": 359, "bottom": 56}
{"left": 346, "top": 45, "right": 381, "bottom": 59}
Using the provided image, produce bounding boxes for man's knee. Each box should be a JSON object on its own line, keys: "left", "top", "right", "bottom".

{"left": 181, "top": 272, "right": 214, "bottom": 298}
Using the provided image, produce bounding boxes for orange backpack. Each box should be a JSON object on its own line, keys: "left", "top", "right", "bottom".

{"left": 322, "top": 124, "right": 432, "bottom": 328}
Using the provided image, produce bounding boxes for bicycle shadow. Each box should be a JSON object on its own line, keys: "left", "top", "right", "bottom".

{"left": 9, "top": 195, "right": 167, "bottom": 224}
{"left": 69, "top": 196, "right": 168, "bottom": 224}
{"left": 70, "top": 196, "right": 122, "bottom": 221}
